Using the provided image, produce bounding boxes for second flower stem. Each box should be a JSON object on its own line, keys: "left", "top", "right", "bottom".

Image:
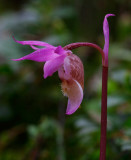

{"left": 100, "top": 66, "right": 108, "bottom": 160}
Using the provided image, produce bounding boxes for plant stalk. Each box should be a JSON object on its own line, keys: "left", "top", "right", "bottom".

{"left": 100, "top": 66, "right": 108, "bottom": 160}
{"left": 63, "top": 42, "right": 105, "bottom": 62}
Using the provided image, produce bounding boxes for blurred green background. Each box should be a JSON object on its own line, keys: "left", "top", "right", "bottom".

{"left": 0, "top": 0, "right": 131, "bottom": 159}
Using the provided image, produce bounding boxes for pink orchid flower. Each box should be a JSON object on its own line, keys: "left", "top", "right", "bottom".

{"left": 12, "top": 14, "right": 114, "bottom": 115}
{"left": 12, "top": 37, "right": 84, "bottom": 115}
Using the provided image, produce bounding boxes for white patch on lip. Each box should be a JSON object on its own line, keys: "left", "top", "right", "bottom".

{"left": 61, "top": 80, "right": 71, "bottom": 97}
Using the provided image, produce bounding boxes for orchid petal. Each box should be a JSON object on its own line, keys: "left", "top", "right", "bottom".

{"left": 31, "top": 45, "right": 39, "bottom": 50}
{"left": 13, "top": 36, "right": 55, "bottom": 48}
{"left": 55, "top": 46, "right": 67, "bottom": 55}
{"left": 65, "top": 80, "right": 83, "bottom": 115}
{"left": 58, "top": 56, "right": 71, "bottom": 80}
{"left": 44, "top": 54, "right": 67, "bottom": 78}
{"left": 12, "top": 48, "right": 58, "bottom": 62}
{"left": 103, "top": 14, "right": 115, "bottom": 66}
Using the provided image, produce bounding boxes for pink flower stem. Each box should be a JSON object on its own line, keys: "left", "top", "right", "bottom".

{"left": 64, "top": 42, "right": 108, "bottom": 160}
{"left": 63, "top": 42, "right": 105, "bottom": 62}
{"left": 100, "top": 66, "right": 108, "bottom": 160}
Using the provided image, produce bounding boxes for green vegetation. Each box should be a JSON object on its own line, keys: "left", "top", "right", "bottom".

{"left": 0, "top": 0, "right": 131, "bottom": 159}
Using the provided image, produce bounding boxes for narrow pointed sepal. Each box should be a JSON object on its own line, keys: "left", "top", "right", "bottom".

{"left": 12, "top": 36, "right": 55, "bottom": 48}
{"left": 12, "top": 48, "right": 58, "bottom": 62}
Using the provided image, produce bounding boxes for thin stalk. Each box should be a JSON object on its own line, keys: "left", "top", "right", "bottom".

{"left": 100, "top": 66, "right": 108, "bottom": 160}
{"left": 63, "top": 42, "right": 105, "bottom": 63}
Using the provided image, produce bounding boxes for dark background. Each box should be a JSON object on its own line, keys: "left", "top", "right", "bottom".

{"left": 0, "top": 0, "right": 131, "bottom": 159}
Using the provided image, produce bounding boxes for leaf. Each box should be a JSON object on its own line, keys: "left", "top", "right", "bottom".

{"left": 110, "top": 44, "right": 131, "bottom": 62}
{"left": 107, "top": 95, "right": 127, "bottom": 108}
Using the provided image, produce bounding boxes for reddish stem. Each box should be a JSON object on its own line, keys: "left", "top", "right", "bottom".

{"left": 63, "top": 42, "right": 105, "bottom": 64}
{"left": 100, "top": 66, "right": 108, "bottom": 160}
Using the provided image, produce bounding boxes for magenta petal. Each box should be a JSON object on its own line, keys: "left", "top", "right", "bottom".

{"left": 31, "top": 45, "right": 39, "bottom": 50}
{"left": 103, "top": 14, "right": 115, "bottom": 66}
{"left": 55, "top": 46, "right": 66, "bottom": 55}
{"left": 13, "top": 36, "right": 55, "bottom": 48}
{"left": 43, "top": 54, "right": 66, "bottom": 78}
{"left": 12, "top": 48, "right": 59, "bottom": 62}
{"left": 58, "top": 56, "right": 71, "bottom": 80}
{"left": 66, "top": 80, "right": 83, "bottom": 115}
